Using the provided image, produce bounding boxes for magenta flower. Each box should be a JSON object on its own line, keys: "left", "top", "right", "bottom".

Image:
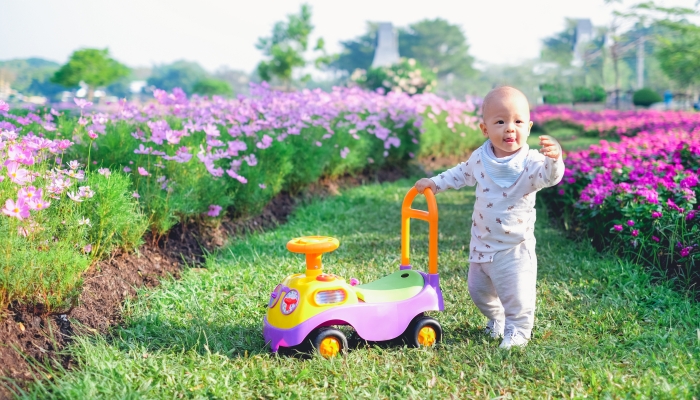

{"left": 207, "top": 205, "right": 222, "bottom": 217}
{"left": 2, "top": 198, "right": 30, "bottom": 220}
{"left": 627, "top": 220, "right": 635, "bottom": 227}
{"left": 687, "top": 211, "right": 696, "bottom": 221}
{"left": 613, "top": 225, "right": 623, "bottom": 232}
{"left": 138, "top": 167, "right": 150, "bottom": 176}
{"left": 651, "top": 211, "right": 662, "bottom": 219}
{"left": 631, "top": 229, "right": 639, "bottom": 237}
{"left": 652, "top": 236, "right": 660, "bottom": 242}
{"left": 680, "top": 247, "right": 691, "bottom": 257}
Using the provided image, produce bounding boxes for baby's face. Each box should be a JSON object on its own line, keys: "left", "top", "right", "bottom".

{"left": 479, "top": 92, "right": 533, "bottom": 158}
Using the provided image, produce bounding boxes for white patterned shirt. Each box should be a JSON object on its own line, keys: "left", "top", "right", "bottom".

{"left": 431, "top": 144, "right": 565, "bottom": 263}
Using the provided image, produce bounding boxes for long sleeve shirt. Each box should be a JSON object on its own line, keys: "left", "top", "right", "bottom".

{"left": 431, "top": 145, "right": 565, "bottom": 263}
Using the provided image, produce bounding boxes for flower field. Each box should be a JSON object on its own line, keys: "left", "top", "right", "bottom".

{"left": 539, "top": 108, "right": 699, "bottom": 286}
{"left": 532, "top": 105, "right": 700, "bottom": 138}
{"left": 0, "top": 86, "right": 480, "bottom": 315}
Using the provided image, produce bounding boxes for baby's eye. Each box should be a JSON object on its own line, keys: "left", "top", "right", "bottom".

{"left": 516, "top": 120, "right": 523, "bottom": 124}
{"left": 496, "top": 120, "right": 504, "bottom": 124}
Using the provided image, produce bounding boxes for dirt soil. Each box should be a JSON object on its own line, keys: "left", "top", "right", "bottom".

{"left": 0, "top": 165, "right": 413, "bottom": 398}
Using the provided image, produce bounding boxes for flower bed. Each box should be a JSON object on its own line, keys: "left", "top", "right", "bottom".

{"left": 2, "top": 85, "right": 481, "bottom": 237}
{"left": 0, "top": 100, "right": 145, "bottom": 313}
{"left": 543, "top": 127, "right": 699, "bottom": 284}
{"left": 531, "top": 105, "right": 700, "bottom": 138}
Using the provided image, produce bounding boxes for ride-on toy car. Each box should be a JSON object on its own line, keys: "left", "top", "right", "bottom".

{"left": 263, "top": 187, "right": 444, "bottom": 357}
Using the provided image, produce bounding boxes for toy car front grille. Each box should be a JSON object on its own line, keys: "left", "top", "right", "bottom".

{"left": 315, "top": 289, "right": 346, "bottom": 305}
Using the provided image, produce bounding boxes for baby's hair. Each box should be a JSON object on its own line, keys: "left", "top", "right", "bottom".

{"left": 481, "top": 86, "right": 528, "bottom": 117}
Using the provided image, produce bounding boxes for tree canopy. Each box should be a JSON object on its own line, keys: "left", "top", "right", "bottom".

{"left": 331, "top": 19, "right": 475, "bottom": 79}
{"left": 51, "top": 48, "right": 129, "bottom": 101}
{"left": 398, "top": 18, "right": 475, "bottom": 79}
{"left": 146, "top": 60, "right": 208, "bottom": 94}
{"left": 255, "top": 4, "right": 327, "bottom": 89}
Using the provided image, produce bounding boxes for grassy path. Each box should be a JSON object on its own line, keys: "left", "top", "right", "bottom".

{"left": 19, "top": 176, "right": 700, "bottom": 399}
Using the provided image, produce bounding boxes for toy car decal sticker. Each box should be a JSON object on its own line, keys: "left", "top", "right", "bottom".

{"left": 281, "top": 289, "right": 299, "bottom": 315}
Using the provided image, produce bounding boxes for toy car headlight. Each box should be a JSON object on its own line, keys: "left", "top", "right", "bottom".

{"left": 314, "top": 289, "right": 347, "bottom": 305}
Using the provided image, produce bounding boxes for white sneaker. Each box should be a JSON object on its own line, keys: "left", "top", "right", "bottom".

{"left": 484, "top": 319, "right": 504, "bottom": 339}
{"left": 499, "top": 324, "right": 529, "bottom": 349}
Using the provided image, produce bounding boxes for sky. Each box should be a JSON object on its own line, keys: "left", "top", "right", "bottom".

{"left": 1, "top": 0, "right": 698, "bottom": 73}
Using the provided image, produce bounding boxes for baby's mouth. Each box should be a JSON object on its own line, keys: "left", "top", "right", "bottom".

{"left": 504, "top": 137, "right": 516, "bottom": 143}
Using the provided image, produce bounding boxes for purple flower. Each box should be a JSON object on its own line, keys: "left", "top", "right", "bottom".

{"left": 123, "top": 166, "right": 132, "bottom": 173}
{"left": 627, "top": 220, "right": 635, "bottom": 227}
{"left": 613, "top": 225, "right": 623, "bottom": 232}
{"left": 207, "top": 205, "right": 222, "bottom": 217}
{"left": 687, "top": 211, "right": 696, "bottom": 221}
{"left": 652, "top": 236, "right": 660, "bottom": 242}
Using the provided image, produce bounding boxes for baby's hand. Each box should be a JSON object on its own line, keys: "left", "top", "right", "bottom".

{"left": 414, "top": 178, "right": 436, "bottom": 194}
{"left": 539, "top": 135, "right": 561, "bottom": 159}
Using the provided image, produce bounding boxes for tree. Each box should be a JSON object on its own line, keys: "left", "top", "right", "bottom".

{"left": 192, "top": 78, "right": 233, "bottom": 96}
{"left": 147, "top": 60, "right": 208, "bottom": 94}
{"left": 330, "top": 23, "right": 378, "bottom": 74}
{"left": 51, "top": 48, "right": 129, "bottom": 101}
{"left": 540, "top": 19, "right": 578, "bottom": 68}
{"left": 398, "top": 18, "right": 475, "bottom": 79}
{"left": 256, "top": 4, "right": 327, "bottom": 89}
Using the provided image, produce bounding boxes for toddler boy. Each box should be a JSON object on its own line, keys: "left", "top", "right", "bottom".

{"left": 414, "top": 86, "right": 564, "bottom": 349}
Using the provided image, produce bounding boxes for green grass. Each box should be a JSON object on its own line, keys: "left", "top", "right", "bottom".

{"left": 14, "top": 177, "right": 700, "bottom": 399}
{"left": 529, "top": 127, "right": 619, "bottom": 152}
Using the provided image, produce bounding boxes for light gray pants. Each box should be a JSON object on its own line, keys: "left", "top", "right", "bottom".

{"left": 467, "top": 241, "right": 537, "bottom": 338}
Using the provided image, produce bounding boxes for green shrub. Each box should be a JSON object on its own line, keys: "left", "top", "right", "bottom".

{"left": 572, "top": 85, "right": 607, "bottom": 103}
{"left": 418, "top": 109, "right": 482, "bottom": 158}
{"left": 351, "top": 58, "right": 437, "bottom": 95}
{"left": 632, "top": 88, "right": 662, "bottom": 107}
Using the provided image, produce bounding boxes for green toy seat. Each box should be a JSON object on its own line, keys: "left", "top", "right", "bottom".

{"left": 354, "top": 270, "right": 425, "bottom": 303}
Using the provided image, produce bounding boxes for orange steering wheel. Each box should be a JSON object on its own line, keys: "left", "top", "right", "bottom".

{"left": 287, "top": 236, "right": 339, "bottom": 276}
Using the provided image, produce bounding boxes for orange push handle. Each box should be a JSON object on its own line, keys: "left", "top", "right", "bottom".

{"left": 401, "top": 187, "right": 438, "bottom": 274}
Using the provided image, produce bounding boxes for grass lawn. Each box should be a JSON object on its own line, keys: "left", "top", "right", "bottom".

{"left": 528, "top": 127, "right": 618, "bottom": 152}
{"left": 16, "top": 175, "right": 700, "bottom": 399}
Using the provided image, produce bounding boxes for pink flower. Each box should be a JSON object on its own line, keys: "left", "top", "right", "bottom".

{"left": 652, "top": 236, "right": 660, "bottom": 242}
{"left": 132, "top": 192, "right": 140, "bottom": 198}
{"left": 28, "top": 198, "right": 50, "bottom": 211}
{"left": 98, "top": 168, "right": 111, "bottom": 177}
{"left": 626, "top": 220, "right": 635, "bottom": 227}
{"left": 18, "top": 186, "right": 42, "bottom": 202}
{"left": 6, "top": 161, "right": 32, "bottom": 185}
{"left": 123, "top": 166, "right": 132, "bottom": 173}
{"left": 631, "top": 229, "right": 639, "bottom": 237}
{"left": 2, "top": 198, "right": 30, "bottom": 220}
{"left": 259, "top": 183, "right": 266, "bottom": 189}
{"left": 613, "top": 225, "right": 623, "bottom": 232}
{"left": 558, "top": 189, "right": 565, "bottom": 196}
{"left": 88, "top": 130, "right": 98, "bottom": 140}
{"left": 207, "top": 205, "right": 222, "bottom": 217}
{"left": 0, "top": 100, "right": 8, "bottom": 112}
{"left": 83, "top": 244, "right": 92, "bottom": 253}
{"left": 651, "top": 211, "right": 662, "bottom": 219}
{"left": 138, "top": 167, "right": 150, "bottom": 176}
{"left": 340, "top": 147, "right": 350, "bottom": 159}
{"left": 73, "top": 98, "right": 93, "bottom": 109}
